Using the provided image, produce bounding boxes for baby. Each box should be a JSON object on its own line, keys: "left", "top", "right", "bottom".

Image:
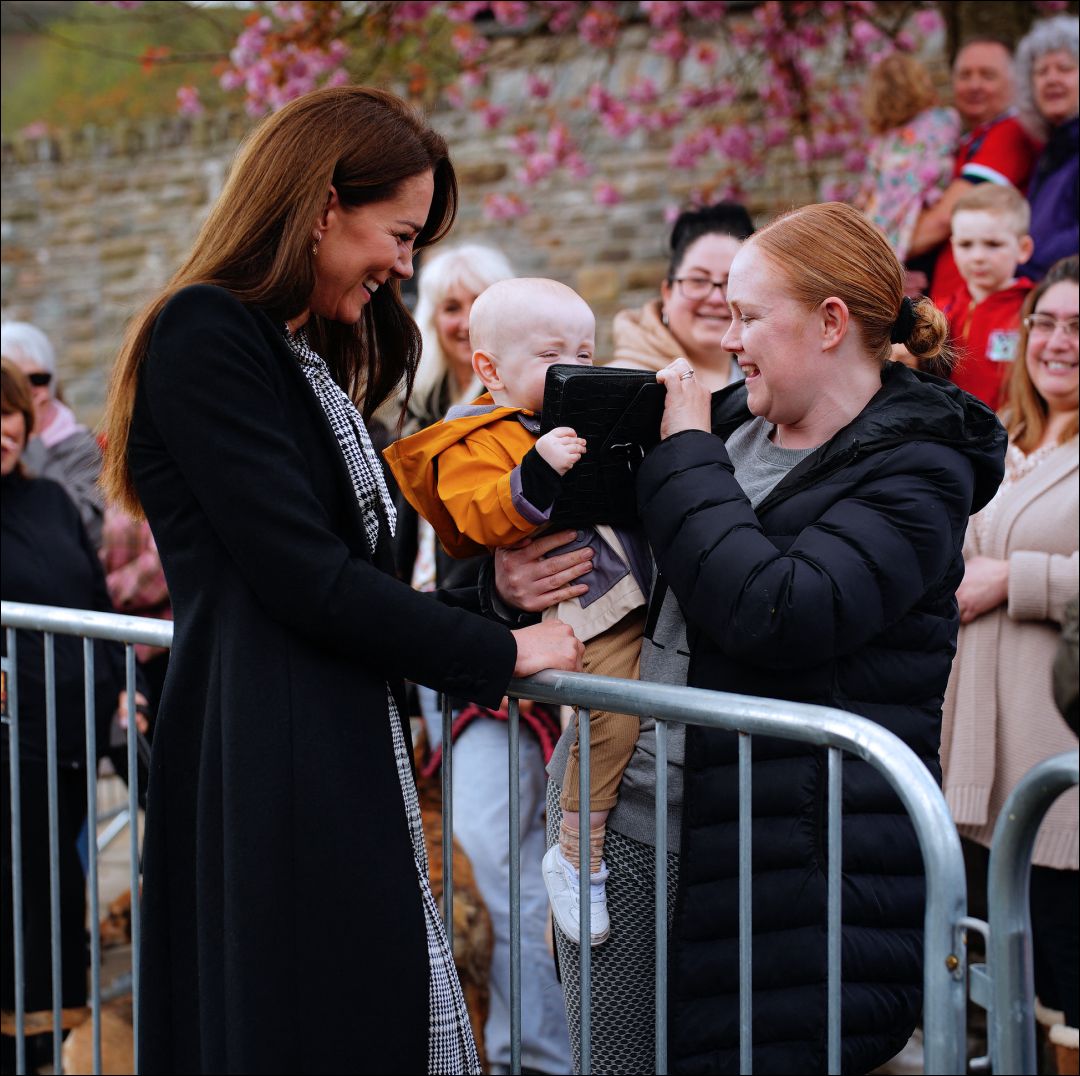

{"left": 385, "top": 278, "right": 650, "bottom": 947}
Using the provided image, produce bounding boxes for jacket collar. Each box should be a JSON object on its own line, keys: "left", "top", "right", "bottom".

{"left": 709, "top": 361, "right": 1007, "bottom": 515}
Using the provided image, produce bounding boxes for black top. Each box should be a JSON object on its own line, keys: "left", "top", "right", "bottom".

{"left": 129, "top": 284, "right": 517, "bottom": 1074}
{"left": 1, "top": 471, "right": 123, "bottom": 764}
{"left": 637, "top": 363, "right": 1006, "bottom": 1074}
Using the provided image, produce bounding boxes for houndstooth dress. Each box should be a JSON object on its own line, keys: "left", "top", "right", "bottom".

{"left": 286, "top": 326, "right": 481, "bottom": 1076}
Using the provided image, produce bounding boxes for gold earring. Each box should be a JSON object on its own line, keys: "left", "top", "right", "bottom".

{"left": 311, "top": 234, "right": 321, "bottom": 257}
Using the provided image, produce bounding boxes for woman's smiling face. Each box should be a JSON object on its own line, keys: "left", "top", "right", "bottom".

{"left": 1026, "top": 280, "right": 1080, "bottom": 415}
{"left": 660, "top": 233, "right": 743, "bottom": 364}
{"left": 721, "top": 244, "right": 822, "bottom": 427}
{"left": 307, "top": 170, "right": 435, "bottom": 325}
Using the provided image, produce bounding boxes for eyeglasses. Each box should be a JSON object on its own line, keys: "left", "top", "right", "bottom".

{"left": 671, "top": 276, "right": 729, "bottom": 301}
{"left": 1024, "top": 314, "right": 1080, "bottom": 340}
{"left": 27, "top": 371, "right": 52, "bottom": 388}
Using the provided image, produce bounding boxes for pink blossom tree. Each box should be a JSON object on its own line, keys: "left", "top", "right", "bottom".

{"left": 94, "top": 1, "right": 1053, "bottom": 220}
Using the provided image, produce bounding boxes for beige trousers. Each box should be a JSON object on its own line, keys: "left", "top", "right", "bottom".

{"left": 560, "top": 608, "right": 646, "bottom": 813}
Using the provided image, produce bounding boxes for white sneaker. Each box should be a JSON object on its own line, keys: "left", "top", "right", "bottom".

{"left": 542, "top": 844, "right": 610, "bottom": 947}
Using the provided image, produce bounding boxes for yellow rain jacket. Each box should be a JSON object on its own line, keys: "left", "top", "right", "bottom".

{"left": 383, "top": 394, "right": 542, "bottom": 559}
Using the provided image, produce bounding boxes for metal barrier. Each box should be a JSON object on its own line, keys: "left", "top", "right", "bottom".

{"left": 965, "top": 749, "right": 1080, "bottom": 1076}
{"left": 2, "top": 602, "right": 170, "bottom": 1076}
{"left": 3, "top": 600, "right": 975, "bottom": 1075}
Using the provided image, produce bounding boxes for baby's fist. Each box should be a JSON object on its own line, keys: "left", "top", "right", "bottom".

{"left": 536, "top": 427, "right": 587, "bottom": 475}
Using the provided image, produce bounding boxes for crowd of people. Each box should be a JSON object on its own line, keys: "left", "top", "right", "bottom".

{"left": 0, "top": 13, "right": 1077, "bottom": 1076}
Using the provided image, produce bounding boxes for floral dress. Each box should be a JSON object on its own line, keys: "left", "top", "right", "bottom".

{"left": 859, "top": 105, "right": 961, "bottom": 261}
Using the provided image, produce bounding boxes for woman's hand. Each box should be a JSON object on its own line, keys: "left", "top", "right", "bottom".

{"left": 495, "top": 529, "right": 593, "bottom": 613}
{"left": 956, "top": 555, "right": 1009, "bottom": 624}
{"left": 656, "top": 358, "right": 712, "bottom": 439}
{"left": 511, "top": 619, "right": 584, "bottom": 677}
{"left": 117, "top": 690, "right": 150, "bottom": 735}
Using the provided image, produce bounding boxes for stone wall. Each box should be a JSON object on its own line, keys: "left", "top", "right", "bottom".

{"left": 0, "top": 21, "right": 948, "bottom": 425}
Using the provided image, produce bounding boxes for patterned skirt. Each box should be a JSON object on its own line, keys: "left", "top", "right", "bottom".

{"left": 388, "top": 688, "right": 481, "bottom": 1075}
{"left": 547, "top": 780, "right": 680, "bottom": 1075}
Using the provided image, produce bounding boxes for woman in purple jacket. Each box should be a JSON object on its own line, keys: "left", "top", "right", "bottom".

{"left": 1018, "top": 15, "right": 1079, "bottom": 281}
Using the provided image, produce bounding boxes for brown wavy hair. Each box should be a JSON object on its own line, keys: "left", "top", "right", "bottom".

{"left": 863, "top": 53, "right": 938, "bottom": 135}
{"left": 1004, "top": 255, "right": 1080, "bottom": 452}
{"left": 749, "top": 201, "right": 951, "bottom": 368}
{"left": 1, "top": 358, "right": 36, "bottom": 476}
{"left": 102, "top": 85, "right": 457, "bottom": 515}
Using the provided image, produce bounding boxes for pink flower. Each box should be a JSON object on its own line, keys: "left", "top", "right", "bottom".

{"left": 482, "top": 192, "right": 530, "bottom": 222}
{"left": 851, "top": 19, "right": 881, "bottom": 49}
{"left": 176, "top": 85, "right": 204, "bottom": 117}
{"left": 511, "top": 130, "right": 540, "bottom": 156}
{"left": 491, "top": 1, "right": 531, "bottom": 28}
{"left": 593, "top": 182, "right": 622, "bottom": 206}
{"left": 526, "top": 74, "right": 551, "bottom": 100}
{"left": 641, "top": 0, "right": 683, "bottom": 30}
{"left": 19, "top": 120, "right": 49, "bottom": 139}
{"left": 627, "top": 77, "right": 659, "bottom": 106}
{"left": 913, "top": 8, "right": 944, "bottom": 35}
{"left": 481, "top": 104, "right": 508, "bottom": 130}
{"left": 684, "top": 1, "right": 727, "bottom": 22}
{"left": 539, "top": 1, "right": 579, "bottom": 33}
{"left": 650, "top": 28, "right": 689, "bottom": 60}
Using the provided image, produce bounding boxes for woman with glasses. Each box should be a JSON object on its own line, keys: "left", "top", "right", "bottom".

{"left": 942, "top": 255, "right": 1079, "bottom": 1057}
{"left": 0, "top": 321, "right": 104, "bottom": 547}
{"left": 611, "top": 202, "right": 754, "bottom": 392}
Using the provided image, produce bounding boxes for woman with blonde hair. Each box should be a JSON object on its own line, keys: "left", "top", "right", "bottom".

{"left": 406, "top": 243, "right": 514, "bottom": 430}
{"left": 856, "top": 51, "right": 961, "bottom": 263}
{"left": 99, "top": 85, "right": 580, "bottom": 1075}
{"left": 496, "top": 201, "right": 1007, "bottom": 1072}
{"left": 942, "top": 255, "right": 1079, "bottom": 1062}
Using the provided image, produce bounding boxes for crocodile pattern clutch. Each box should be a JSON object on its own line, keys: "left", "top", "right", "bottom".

{"left": 539, "top": 364, "right": 665, "bottom": 527}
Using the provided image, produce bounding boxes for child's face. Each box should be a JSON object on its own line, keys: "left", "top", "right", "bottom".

{"left": 485, "top": 295, "right": 595, "bottom": 412}
{"left": 951, "top": 209, "right": 1030, "bottom": 296}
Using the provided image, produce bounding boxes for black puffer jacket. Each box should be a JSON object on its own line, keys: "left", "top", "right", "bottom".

{"left": 636, "top": 363, "right": 1005, "bottom": 1075}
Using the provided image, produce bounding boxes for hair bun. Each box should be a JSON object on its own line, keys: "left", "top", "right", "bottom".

{"left": 904, "top": 296, "right": 952, "bottom": 369}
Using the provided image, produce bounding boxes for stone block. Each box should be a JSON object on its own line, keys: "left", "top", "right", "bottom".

{"left": 576, "top": 265, "right": 620, "bottom": 303}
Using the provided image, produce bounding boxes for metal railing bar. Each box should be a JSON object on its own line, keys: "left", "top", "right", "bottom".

{"left": 84, "top": 639, "right": 103, "bottom": 1076}
{"left": 738, "top": 731, "right": 752, "bottom": 1076}
{"left": 987, "top": 750, "right": 1080, "bottom": 1075}
{"left": 508, "top": 696, "right": 522, "bottom": 1076}
{"left": 44, "top": 633, "right": 63, "bottom": 1073}
{"left": 512, "top": 670, "right": 968, "bottom": 1075}
{"left": 655, "top": 717, "right": 668, "bottom": 1076}
{"left": 827, "top": 747, "right": 842, "bottom": 1075}
{"left": 578, "top": 705, "right": 591, "bottom": 1076}
{"left": 441, "top": 692, "right": 453, "bottom": 949}
{"left": 125, "top": 644, "right": 140, "bottom": 1076}
{"left": 4, "top": 631, "right": 28, "bottom": 1076}
{"left": 1, "top": 604, "right": 172, "bottom": 649}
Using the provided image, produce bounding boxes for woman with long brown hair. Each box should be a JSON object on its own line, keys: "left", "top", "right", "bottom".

{"left": 942, "top": 255, "right": 1079, "bottom": 1059}
{"left": 101, "top": 86, "right": 580, "bottom": 1075}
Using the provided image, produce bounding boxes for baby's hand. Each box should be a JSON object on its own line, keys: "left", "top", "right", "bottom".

{"left": 536, "top": 427, "right": 586, "bottom": 475}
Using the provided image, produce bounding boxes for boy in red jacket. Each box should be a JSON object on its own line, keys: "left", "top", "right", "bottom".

{"left": 943, "top": 184, "right": 1035, "bottom": 408}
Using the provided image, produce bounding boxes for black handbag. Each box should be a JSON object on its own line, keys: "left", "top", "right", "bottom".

{"left": 538, "top": 364, "right": 665, "bottom": 527}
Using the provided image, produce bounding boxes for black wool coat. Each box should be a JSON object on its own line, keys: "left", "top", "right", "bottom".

{"left": 128, "top": 285, "right": 517, "bottom": 1075}
{"left": 636, "top": 363, "right": 1006, "bottom": 1075}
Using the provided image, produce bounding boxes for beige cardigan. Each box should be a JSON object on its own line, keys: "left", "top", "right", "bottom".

{"left": 941, "top": 437, "right": 1079, "bottom": 870}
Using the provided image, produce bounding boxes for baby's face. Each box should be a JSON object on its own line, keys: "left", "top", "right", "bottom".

{"left": 491, "top": 295, "right": 595, "bottom": 412}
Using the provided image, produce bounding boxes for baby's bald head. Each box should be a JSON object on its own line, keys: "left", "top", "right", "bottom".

{"left": 469, "top": 278, "right": 596, "bottom": 412}
{"left": 470, "top": 278, "right": 593, "bottom": 358}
